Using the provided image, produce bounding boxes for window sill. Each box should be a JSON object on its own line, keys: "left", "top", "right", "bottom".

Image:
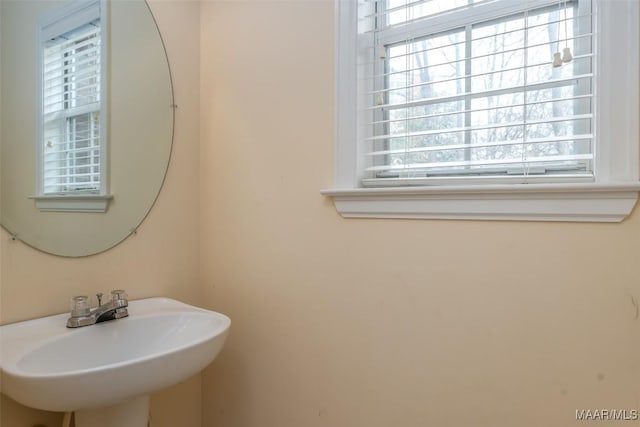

{"left": 31, "top": 194, "right": 113, "bottom": 213}
{"left": 321, "top": 182, "right": 640, "bottom": 222}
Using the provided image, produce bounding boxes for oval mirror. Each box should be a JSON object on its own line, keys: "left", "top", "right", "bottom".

{"left": 0, "top": 0, "right": 173, "bottom": 257}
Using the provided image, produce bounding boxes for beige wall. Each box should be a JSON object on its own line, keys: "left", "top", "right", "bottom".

{"left": 199, "top": 1, "right": 640, "bottom": 427}
{"left": 0, "top": 1, "right": 202, "bottom": 426}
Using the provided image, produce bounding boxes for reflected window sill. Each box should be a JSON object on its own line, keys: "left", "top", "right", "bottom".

{"left": 31, "top": 194, "right": 113, "bottom": 213}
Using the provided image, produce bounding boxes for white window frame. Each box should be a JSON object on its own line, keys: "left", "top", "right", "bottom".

{"left": 322, "top": 0, "right": 640, "bottom": 222}
{"left": 34, "top": 0, "right": 111, "bottom": 213}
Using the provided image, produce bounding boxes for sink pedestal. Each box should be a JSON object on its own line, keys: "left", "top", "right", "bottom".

{"left": 74, "top": 395, "right": 149, "bottom": 427}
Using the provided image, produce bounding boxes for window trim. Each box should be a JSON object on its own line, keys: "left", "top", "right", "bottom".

{"left": 30, "top": 194, "right": 112, "bottom": 213}
{"left": 35, "top": 0, "right": 110, "bottom": 213}
{"left": 322, "top": 0, "right": 640, "bottom": 222}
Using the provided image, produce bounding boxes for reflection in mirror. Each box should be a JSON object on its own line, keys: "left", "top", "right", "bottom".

{"left": 0, "top": 0, "right": 174, "bottom": 257}
{"left": 36, "top": 0, "right": 109, "bottom": 212}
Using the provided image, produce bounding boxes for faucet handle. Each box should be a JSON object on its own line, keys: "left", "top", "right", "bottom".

{"left": 111, "top": 289, "right": 127, "bottom": 301}
{"left": 70, "top": 296, "right": 90, "bottom": 318}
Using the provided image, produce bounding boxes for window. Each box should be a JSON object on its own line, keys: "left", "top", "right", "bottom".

{"left": 35, "top": 0, "right": 110, "bottom": 212}
{"left": 323, "top": 0, "right": 640, "bottom": 222}
{"left": 370, "top": 0, "right": 592, "bottom": 185}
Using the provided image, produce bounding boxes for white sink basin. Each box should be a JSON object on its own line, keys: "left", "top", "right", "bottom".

{"left": 0, "top": 297, "right": 230, "bottom": 415}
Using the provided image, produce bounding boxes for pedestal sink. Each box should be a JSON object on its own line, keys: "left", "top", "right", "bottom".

{"left": 0, "top": 297, "right": 231, "bottom": 427}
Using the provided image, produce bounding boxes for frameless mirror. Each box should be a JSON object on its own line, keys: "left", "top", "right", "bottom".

{"left": 0, "top": 0, "right": 173, "bottom": 257}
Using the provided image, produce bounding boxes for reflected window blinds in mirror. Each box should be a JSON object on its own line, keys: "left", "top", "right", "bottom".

{"left": 35, "top": 0, "right": 111, "bottom": 212}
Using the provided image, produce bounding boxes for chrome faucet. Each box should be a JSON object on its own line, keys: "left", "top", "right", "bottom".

{"left": 66, "top": 290, "right": 129, "bottom": 328}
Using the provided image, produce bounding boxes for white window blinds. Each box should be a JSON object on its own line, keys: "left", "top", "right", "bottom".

{"left": 40, "top": 1, "right": 104, "bottom": 195}
{"left": 358, "top": 0, "right": 594, "bottom": 186}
